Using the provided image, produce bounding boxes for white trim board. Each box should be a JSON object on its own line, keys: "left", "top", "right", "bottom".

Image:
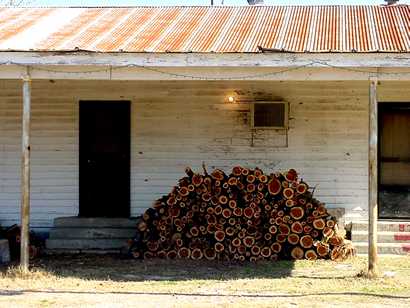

{"left": 1, "top": 52, "right": 410, "bottom": 81}
{"left": 0, "top": 52, "right": 410, "bottom": 68}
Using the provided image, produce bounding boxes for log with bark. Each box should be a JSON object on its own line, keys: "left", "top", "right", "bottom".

{"left": 129, "top": 166, "right": 355, "bottom": 261}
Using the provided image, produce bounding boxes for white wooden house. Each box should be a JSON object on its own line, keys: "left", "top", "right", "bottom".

{"left": 0, "top": 6, "right": 409, "bottom": 253}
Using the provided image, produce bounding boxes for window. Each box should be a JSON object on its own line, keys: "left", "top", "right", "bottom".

{"left": 251, "top": 101, "right": 288, "bottom": 129}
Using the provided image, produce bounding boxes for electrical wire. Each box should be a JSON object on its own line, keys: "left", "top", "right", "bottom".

{"left": 0, "top": 60, "right": 316, "bottom": 80}
{"left": 1, "top": 59, "right": 410, "bottom": 80}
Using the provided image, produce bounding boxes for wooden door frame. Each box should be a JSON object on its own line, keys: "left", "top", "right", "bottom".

{"left": 78, "top": 100, "right": 131, "bottom": 217}
{"left": 377, "top": 102, "right": 410, "bottom": 220}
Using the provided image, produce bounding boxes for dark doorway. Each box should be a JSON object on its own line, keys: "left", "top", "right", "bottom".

{"left": 378, "top": 103, "right": 410, "bottom": 219}
{"left": 79, "top": 101, "right": 130, "bottom": 217}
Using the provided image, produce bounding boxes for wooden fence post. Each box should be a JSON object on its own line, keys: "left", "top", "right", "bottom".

{"left": 368, "top": 78, "right": 379, "bottom": 278}
{"left": 20, "top": 72, "right": 31, "bottom": 272}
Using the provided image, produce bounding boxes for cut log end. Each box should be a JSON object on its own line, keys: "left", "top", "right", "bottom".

{"left": 268, "top": 178, "right": 282, "bottom": 195}
{"left": 300, "top": 235, "right": 314, "bottom": 249}
{"left": 305, "top": 249, "right": 318, "bottom": 260}
{"left": 313, "top": 218, "right": 326, "bottom": 230}
{"left": 214, "top": 242, "right": 225, "bottom": 253}
{"left": 288, "top": 233, "right": 300, "bottom": 245}
{"left": 291, "top": 221, "right": 303, "bottom": 234}
{"left": 285, "top": 169, "right": 298, "bottom": 182}
{"left": 283, "top": 188, "right": 295, "bottom": 199}
{"left": 291, "top": 246, "right": 304, "bottom": 260}
{"left": 243, "top": 236, "right": 255, "bottom": 248}
{"left": 204, "top": 248, "right": 216, "bottom": 260}
{"left": 191, "top": 248, "right": 203, "bottom": 260}
{"left": 215, "top": 230, "right": 226, "bottom": 242}
{"left": 290, "top": 207, "right": 304, "bottom": 220}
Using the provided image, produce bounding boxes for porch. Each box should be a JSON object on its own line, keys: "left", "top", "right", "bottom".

{"left": 0, "top": 78, "right": 382, "bottom": 229}
{"left": 0, "top": 53, "right": 409, "bottom": 260}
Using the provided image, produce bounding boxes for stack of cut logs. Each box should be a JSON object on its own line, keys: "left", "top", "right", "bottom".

{"left": 129, "top": 166, "right": 354, "bottom": 261}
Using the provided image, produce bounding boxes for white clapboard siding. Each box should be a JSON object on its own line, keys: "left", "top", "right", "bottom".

{"left": 0, "top": 79, "right": 409, "bottom": 230}
{"left": 0, "top": 81, "right": 78, "bottom": 229}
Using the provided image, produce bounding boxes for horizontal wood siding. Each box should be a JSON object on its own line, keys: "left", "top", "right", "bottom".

{"left": 0, "top": 79, "right": 409, "bottom": 229}
{"left": 0, "top": 80, "right": 78, "bottom": 229}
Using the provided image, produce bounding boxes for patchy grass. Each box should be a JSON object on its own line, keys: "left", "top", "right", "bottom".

{"left": 1, "top": 265, "right": 53, "bottom": 280}
{"left": 0, "top": 255, "right": 409, "bottom": 307}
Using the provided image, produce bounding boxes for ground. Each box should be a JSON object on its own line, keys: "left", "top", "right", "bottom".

{"left": 0, "top": 255, "right": 409, "bottom": 307}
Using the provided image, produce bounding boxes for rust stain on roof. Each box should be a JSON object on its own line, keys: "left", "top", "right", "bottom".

{"left": 95, "top": 8, "right": 155, "bottom": 51}
{"left": 0, "top": 5, "right": 409, "bottom": 53}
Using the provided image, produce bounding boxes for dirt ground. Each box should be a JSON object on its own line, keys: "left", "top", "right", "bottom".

{"left": 0, "top": 254, "right": 409, "bottom": 307}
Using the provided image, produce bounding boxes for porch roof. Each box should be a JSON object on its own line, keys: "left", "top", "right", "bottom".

{"left": 0, "top": 5, "right": 409, "bottom": 54}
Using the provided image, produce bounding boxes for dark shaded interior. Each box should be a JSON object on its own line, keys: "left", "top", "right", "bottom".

{"left": 253, "top": 103, "right": 285, "bottom": 128}
{"left": 79, "top": 101, "right": 130, "bottom": 218}
{"left": 379, "top": 103, "right": 410, "bottom": 219}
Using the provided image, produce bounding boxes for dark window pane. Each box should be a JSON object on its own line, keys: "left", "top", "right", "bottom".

{"left": 254, "top": 103, "right": 285, "bottom": 127}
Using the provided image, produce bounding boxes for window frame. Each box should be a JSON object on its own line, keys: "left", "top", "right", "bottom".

{"left": 250, "top": 101, "right": 289, "bottom": 130}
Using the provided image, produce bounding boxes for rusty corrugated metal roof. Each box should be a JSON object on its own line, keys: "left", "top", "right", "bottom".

{"left": 0, "top": 5, "right": 409, "bottom": 53}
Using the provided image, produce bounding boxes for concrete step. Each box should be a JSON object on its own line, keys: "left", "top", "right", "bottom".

{"left": 49, "top": 227, "right": 136, "bottom": 239}
{"left": 354, "top": 242, "right": 410, "bottom": 255}
{"left": 53, "top": 217, "right": 139, "bottom": 228}
{"left": 0, "top": 239, "right": 11, "bottom": 263}
{"left": 46, "top": 238, "right": 129, "bottom": 250}
{"left": 352, "top": 231, "right": 410, "bottom": 243}
{"left": 44, "top": 249, "right": 123, "bottom": 255}
{"left": 351, "top": 221, "right": 410, "bottom": 232}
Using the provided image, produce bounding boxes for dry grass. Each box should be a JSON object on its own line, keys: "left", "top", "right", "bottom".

{"left": 1, "top": 265, "right": 53, "bottom": 280}
{"left": 0, "top": 255, "right": 409, "bottom": 307}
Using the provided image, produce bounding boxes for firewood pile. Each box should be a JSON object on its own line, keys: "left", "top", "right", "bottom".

{"left": 0, "top": 224, "right": 43, "bottom": 260}
{"left": 129, "top": 166, "right": 355, "bottom": 261}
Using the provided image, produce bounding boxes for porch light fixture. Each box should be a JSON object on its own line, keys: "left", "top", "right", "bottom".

{"left": 227, "top": 96, "right": 235, "bottom": 103}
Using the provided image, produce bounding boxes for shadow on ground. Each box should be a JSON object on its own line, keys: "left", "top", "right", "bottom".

{"left": 1, "top": 254, "right": 297, "bottom": 282}
{"left": 0, "top": 289, "right": 408, "bottom": 300}
{"left": 1, "top": 254, "right": 409, "bottom": 303}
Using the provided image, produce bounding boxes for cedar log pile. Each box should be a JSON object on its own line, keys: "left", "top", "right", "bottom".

{"left": 129, "top": 166, "right": 355, "bottom": 262}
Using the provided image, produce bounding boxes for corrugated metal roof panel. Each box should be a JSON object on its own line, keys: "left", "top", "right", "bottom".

{"left": 0, "top": 5, "right": 409, "bottom": 53}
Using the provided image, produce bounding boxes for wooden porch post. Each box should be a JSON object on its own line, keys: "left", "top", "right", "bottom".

{"left": 368, "top": 79, "right": 379, "bottom": 278}
{"left": 20, "top": 72, "right": 31, "bottom": 272}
